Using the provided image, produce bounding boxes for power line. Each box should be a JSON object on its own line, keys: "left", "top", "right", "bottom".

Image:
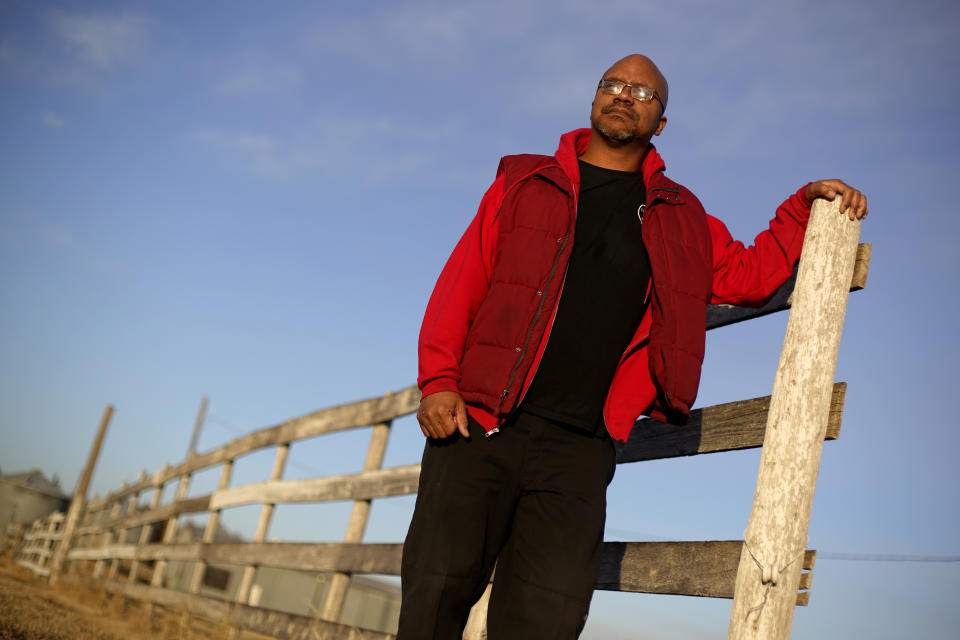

{"left": 817, "top": 552, "right": 960, "bottom": 563}
{"left": 205, "top": 413, "right": 246, "bottom": 436}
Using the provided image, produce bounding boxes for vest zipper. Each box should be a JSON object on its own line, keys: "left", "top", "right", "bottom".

{"left": 497, "top": 222, "right": 572, "bottom": 414}
{"left": 493, "top": 187, "right": 578, "bottom": 431}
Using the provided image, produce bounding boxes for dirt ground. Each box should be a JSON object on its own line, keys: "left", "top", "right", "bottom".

{"left": 0, "top": 560, "right": 233, "bottom": 640}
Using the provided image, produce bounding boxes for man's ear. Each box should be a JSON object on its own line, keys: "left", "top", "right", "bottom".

{"left": 654, "top": 116, "right": 667, "bottom": 137}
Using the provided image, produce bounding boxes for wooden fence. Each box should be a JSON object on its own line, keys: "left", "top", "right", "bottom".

{"left": 13, "top": 198, "right": 870, "bottom": 639}
{"left": 10, "top": 511, "right": 64, "bottom": 577}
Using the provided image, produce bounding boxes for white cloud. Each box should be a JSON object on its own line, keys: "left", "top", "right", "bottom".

{"left": 47, "top": 10, "right": 147, "bottom": 68}
{"left": 42, "top": 111, "right": 64, "bottom": 128}
{"left": 192, "top": 115, "right": 464, "bottom": 182}
{"left": 305, "top": 1, "right": 542, "bottom": 66}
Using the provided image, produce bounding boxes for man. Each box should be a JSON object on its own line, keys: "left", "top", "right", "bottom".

{"left": 399, "top": 54, "right": 867, "bottom": 639}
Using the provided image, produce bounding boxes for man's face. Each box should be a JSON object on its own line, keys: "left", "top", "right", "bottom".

{"left": 590, "top": 57, "right": 667, "bottom": 145}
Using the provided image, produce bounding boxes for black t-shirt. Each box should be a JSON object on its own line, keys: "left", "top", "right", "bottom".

{"left": 521, "top": 160, "right": 651, "bottom": 432}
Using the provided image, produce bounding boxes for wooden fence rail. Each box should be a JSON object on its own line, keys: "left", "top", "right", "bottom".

{"left": 15, "top": 227, "right": 869, "bottom": 638}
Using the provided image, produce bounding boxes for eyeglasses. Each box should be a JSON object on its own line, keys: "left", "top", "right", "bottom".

{"left": 597, "top": 79, "right": 663, "bottom": 111}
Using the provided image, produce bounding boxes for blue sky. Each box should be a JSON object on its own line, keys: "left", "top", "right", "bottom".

{"left": 1, "top": 1, "right": 958, "bottom": 637}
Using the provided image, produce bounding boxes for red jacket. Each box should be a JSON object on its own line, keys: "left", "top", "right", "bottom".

{"left": 418, "top": 129, "right": 812, "bottom": 441}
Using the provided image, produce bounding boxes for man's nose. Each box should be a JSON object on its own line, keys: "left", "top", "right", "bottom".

{"left": 614, "top": 89, "right": 633, "bottom": 104}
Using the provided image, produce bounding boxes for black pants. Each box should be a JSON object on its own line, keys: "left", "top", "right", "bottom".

{"left": 398, "top": 410, "right": 617, "bottom": 639}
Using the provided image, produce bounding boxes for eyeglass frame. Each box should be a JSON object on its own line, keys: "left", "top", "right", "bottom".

{"left": 597, "top": 79, "right": 664, "bottom": 113}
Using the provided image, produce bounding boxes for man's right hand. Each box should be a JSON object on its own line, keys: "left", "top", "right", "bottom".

{"left": 417, "top": 391, "right": 470, "bottom": 439}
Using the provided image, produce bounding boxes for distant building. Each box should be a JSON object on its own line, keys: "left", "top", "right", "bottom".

{"left": 0, "top": 469, "right": 69, "bottom": 528}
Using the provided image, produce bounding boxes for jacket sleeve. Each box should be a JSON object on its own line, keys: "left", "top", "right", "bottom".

{"left": 418, "top": 173, "right": 505, "bottom": 398}
{"left": 709, "top": 185, "right": 813, "bottom": 306}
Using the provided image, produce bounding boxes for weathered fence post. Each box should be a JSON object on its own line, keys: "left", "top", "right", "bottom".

{"left": 49, "top": 404, "right": 114, "bottom": 585}
{"left": 727, "top": 197, "right": 861, "bottom": 638}
{"left": 186, "top": 396, "right": 209, "bottom": 458}
{"left": 187, "top": 458, "right": 234, "bottom": 594}
{"left": 149, "top": 399, "right": 207, "bottom": 589}
{"left": 129, "top": 464, "right": 168, "bottom": 584}
{"left": 320, "top": 420, "right": 392, "bottom": 621}
{"left": 235, "top": 444, "right": 290, "bottom": 604}
{"left": 93, "top": 482, "right": 127, "bottom": 579}
{"left": 150, "top": 471, "right": 191, "bottom": 587}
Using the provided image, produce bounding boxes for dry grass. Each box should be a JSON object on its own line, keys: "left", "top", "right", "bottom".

{"left": 0, "top": 561, "right": 233, "bottom": 640}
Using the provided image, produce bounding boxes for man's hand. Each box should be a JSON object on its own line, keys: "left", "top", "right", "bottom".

{"left": 806, "top": 179, "right": 868, "bottom": 221}
{"left": 418, "top": 391, "right": 470, "bottom": 439}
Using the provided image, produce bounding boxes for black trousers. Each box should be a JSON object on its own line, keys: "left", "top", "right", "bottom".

{"left": 398, "top": 410, "right": 617, "bottom": 639}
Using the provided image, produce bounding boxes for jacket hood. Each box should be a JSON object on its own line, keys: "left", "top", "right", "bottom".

{"left": 554, "top": 128, "right": 667, "bottom": 191}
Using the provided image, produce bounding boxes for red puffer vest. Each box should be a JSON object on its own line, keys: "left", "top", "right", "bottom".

{"left": 457, "top": 153, "right": 712, "bottom": 428}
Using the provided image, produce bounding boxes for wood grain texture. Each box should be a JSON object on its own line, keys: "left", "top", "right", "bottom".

{"left": 598, "top": 541, "right": 812, "bottom": 605}
{"left": 728, "top": 198, "right": 861, "bottom": 639}
{"left": 209, "top": 464, "right": 421, "bottom": 510}
{"left": 616, "top": 384, "right": 845, "bottom": 463}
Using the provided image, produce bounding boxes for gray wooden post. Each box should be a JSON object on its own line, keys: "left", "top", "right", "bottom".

{"left": 93, "top": 483, "right": 126, "bottom": 579}
{"left": 150, "top": 472, "right": 191, "bottom": 587}
{"left": 117, "top": 470, "right": 148, "bottom": 581}
{"left": 727, "top": 197, "right": 861, "bottom": 639}
{"left": 129, "top": 464, "right": 168, "bottom": 584}
{"left": 106, "top": 487, "right": 133, "bottom": 581}
{"left": 188, "top": 459, "right": 234, "bottom": 594}
{"left": 49, "top": 404, "right": 113, "bottom": 585}
{"left": 320, "top": 421, "right": 392, "bottom": 621}
{"left": 235, "top": 444, "right": 289, "bottom": 604}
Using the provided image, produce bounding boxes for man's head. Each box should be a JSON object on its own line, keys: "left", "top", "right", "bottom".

{"left": 590, "top": 54, "right": 668, "bottom": 146}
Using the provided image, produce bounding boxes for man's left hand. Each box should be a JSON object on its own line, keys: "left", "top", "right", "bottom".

{"left": 806, "top": 179, "right": 868, "bottom": 221}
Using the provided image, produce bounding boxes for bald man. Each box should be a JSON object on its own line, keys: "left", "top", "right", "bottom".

{"left": 399, "top": 55, "right": 867, "bottom": 639}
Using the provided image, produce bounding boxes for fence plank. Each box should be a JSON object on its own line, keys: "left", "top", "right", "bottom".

{"left": 78, "top": 495, "right": 212, "bottom": 534}
{"left": 67, "top": 541, "right": 405, "bottom": 574}
{"left": 616, "top": 384, "right": 845, "bottom": 463}
{"left": 61, "top": 539, "right": 814, "bottom": 605}
{"left": 210, "top": 463, "right": 421, "bottom": 510}
{"left": 598, "top": 541, "right": 811, "bottom": 605}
